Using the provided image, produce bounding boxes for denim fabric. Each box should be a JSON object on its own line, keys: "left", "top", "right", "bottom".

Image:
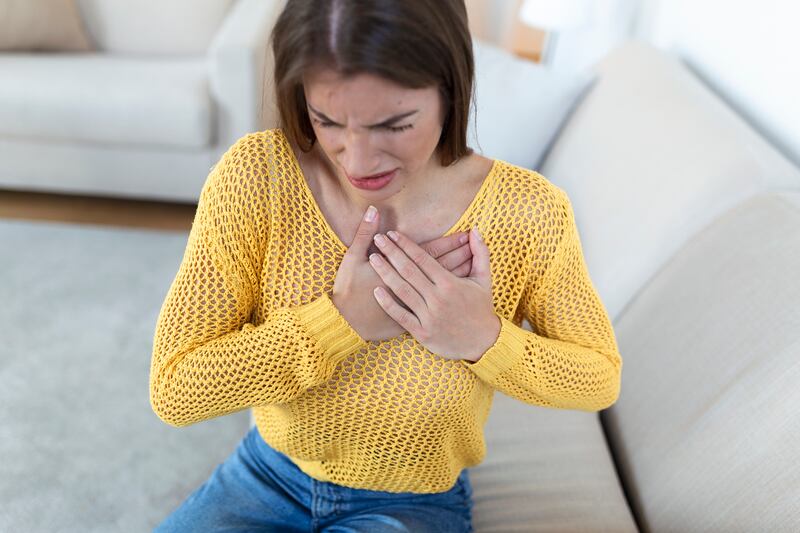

{"left": 153, "top": 425, "right": 474, "bottom": 532}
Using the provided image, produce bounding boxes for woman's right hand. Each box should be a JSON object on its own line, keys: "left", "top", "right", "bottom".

{"left": 332, "top": 205, "right": 473, "bottom": 342}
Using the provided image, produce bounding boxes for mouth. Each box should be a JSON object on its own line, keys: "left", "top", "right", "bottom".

{"left": 346, "top": 169, "right": 397, "bottom": 191}
{"left": 347, "top": 169, "right": 396, "bottom": 180}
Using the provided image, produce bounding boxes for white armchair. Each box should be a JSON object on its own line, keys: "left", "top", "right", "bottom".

{"left": 0, "top": 0, "right": 286, "bottom": 202}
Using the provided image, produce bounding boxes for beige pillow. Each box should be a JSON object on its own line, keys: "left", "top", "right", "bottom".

{"left": 0, "top": 0, "right": 94, "bottom": 52}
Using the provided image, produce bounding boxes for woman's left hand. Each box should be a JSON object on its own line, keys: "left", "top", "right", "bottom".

{"left": 368, "top": 227, "right": 502, "bottom": 362}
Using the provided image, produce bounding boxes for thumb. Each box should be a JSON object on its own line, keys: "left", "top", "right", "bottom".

{"left": 468, "top": 227, "right": 492, "bottom": 289}
{"left": 348, "top": 205, "right": 379, "bottom": 257}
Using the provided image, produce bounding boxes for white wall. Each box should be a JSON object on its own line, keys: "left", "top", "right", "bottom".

{"left": 632, "top": 0, "right": 800, "bottom": 168}
{"left": 470, "top": 0, "right": 800, "bottom": 169}
{"left": 544, "top": 0, "right": 640, "bottom": 75}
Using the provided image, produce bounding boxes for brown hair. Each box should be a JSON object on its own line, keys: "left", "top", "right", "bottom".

{"left": 269, "top": 0, "right": 475, "bottom": 167}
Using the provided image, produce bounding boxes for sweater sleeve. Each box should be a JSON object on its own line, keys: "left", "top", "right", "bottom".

{"left": 460, "top": 188, "right": 622, "bottom": 411}
{"left": 149, "top": 134, "right": 368, "bottom": 428}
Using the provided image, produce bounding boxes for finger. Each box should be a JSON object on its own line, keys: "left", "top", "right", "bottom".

{"left": 348, "top": 205, "right": 379, "bottom": 258}
{"left": 438, "top": 243, "right": 474, "bottom": 272}
{"left": 420, "top": 231, "right": 470, "bottom": 259}
{"left": 373, "top": 232, "right": 437, "bottom": 304}
{"left": 373, "top": 286, "right": 422, "bottom": 336}
{"left": 368, "top": 252, "right": 427, "bottom": 316}
{"left": 451, "top": 258, "right": 473, "bottom": 278}
{"left": 468, "top": 227, "right": 492, "bottom": 287}
{"left": 378, "top": 283, "right": 413, "bottom": 313}
{"left": 375, "top": 279, "right": 413, "bottom": 312}
{"left": 382, "top": 231, "right": 449, "bottom": 289}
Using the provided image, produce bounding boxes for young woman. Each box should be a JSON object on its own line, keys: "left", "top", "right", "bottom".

{"left": 150, "top": 1, "right": 622, "bottom": 531}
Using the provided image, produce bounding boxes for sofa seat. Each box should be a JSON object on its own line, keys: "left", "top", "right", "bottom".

{"left": 0, "top": 54, "right": 212, "bottom": 149}
{"left": 472, "top": 393, "right": 637, "bottom": 531}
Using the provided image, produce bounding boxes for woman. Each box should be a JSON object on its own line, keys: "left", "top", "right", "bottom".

{"left": 150, "top": 0, "right": 623, "bottom": 531}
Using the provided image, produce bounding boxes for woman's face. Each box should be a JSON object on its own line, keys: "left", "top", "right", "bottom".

{"left": 301, "top": 66, "right": 446, "bottom": 200}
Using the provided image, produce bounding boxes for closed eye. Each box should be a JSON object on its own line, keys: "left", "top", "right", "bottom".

{"left": 313, "top": 119, "right": 413, "bottom": 133}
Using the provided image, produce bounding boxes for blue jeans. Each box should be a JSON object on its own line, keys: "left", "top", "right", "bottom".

{"left": 153, "top": 425, "right": 474, "bottom": 532}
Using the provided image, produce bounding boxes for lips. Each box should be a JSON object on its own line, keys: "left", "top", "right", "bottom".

{"left": 348, "top": 169, "right": 395, "bottom": 181}
{"left": 346, "top": 169, "right": 396, "bottom": 190}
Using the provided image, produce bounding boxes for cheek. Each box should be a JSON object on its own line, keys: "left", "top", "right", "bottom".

{"left": 312, "top": 129, "right": 338, "bottom": 155}
{"left": 405, "top": 127, "right": 442, "bottom": 159}
{"left": 399, "top": 126, "right": 436, "bottom": 150}
{"left": 312, "top": 124, "right": 332, "bottom": 142}
{"left": 389, "top": 138, "right": 426, "bottom": 167}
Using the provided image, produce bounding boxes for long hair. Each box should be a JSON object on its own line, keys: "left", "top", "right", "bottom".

{"left": 269, "top": 0, "right": 475, "bottom": 167}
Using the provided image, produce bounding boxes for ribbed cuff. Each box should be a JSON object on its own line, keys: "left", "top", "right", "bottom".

{"left": 294, "top": 293, "right": 369, "bottom": 366}
{"left": 460, "top": 315, "right": 527, "bottom": 383}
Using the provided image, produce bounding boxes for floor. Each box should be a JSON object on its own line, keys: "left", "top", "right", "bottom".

{"left": 0, "top": 188, "right": 194, "bottom": 232}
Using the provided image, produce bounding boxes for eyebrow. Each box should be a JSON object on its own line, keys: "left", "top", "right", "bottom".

{"left": 307, "top": 104, "right": 419, "bottom": 128}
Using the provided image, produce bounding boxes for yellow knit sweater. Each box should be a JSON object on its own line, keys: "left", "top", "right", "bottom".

{"left": 150, "top": 128, "right": 622, "bottom": 494}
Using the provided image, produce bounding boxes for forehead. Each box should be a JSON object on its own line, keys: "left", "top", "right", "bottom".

{"left": 302, "top": 66, "right": 436, "bottom": 107}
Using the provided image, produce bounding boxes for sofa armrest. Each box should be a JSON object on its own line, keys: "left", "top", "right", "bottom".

{"left": 208, "top": 0, "right": 286, "bottom": 150}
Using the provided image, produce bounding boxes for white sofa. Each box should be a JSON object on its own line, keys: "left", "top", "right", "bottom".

{"left": 463, "top": 41, "right": 800, "bottom": 531}
{"left": 0, "top": 0, "right": 285, "bottom": 202}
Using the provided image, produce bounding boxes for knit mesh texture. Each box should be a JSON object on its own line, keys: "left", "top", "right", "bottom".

{"left": 150, "top": 128, "right": 622, "bottom": 493}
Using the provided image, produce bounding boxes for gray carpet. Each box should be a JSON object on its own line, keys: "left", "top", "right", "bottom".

{"left": 0, "top": 218, "right": 250, "bottom": 532}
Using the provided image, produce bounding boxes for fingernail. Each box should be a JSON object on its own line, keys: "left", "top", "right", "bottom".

{"left": 387, "top": 230, "right": 399, "bottom": 242}
{"left": 364, "top": 205, "right": 377, "bottom": 222}
{"left": 472, "top": 227, "right": 482, "bottom": 241}
{"left": 459, "top": 234, "right": 468, "bottom": 244}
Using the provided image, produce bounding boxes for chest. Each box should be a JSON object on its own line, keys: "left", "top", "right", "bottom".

{"left": 315, "top": 189, "right": 457, "bottom": 257}
{"left": 306, "top": 169, "right": 489, "bottom": 258}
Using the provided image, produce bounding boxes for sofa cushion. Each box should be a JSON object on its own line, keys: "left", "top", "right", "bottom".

{"left": 538, "top": 40, "right": 800, "bottom": 321}
{"left": 467, "top": 38, "right": 595, "bottom": 172}
{"left": 472, "top": 393, "right": 637, "bottom": 532}
{"left": 603, "top": 191, "right": 800, "bottom": 531}
{"left": 0, "top": 0, "right": 94, "bottom": 52}
{"left": 76, "top": 0, "right": 234, "bottom": 55}
{"left": 0, "top": 54, "right": 213, "bottom": 149}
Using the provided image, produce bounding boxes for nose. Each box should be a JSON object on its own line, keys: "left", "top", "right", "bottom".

{"left": 338, "top": 130, "right": 382, "bottom": 179}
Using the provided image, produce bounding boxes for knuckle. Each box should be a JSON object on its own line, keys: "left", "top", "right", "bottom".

{"left": 396, "top": 283, "right": 414, "bottom": 301}
{"left": 424, "top": 243, "right": 442, "bottom": 258}
{"left": 428, "top": 292, "right": 445, "bottom": 310}
{"left": 410, "top": 250, "right": 428, "bottom": 265}
{"left": 395, "top": 307, "right": 409, "bottom": 324}
{"left": 437, "top": 278, "right": 453, "bottom": 292}
{"left": 400, "top": 307, "right": 411, "bottom": 324}
{"left": 399, "top": 262, "right": 417, "bottom": 279}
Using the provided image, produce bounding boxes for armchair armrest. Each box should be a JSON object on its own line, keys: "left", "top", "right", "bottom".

{"left": 208, "top": 0, "right": 286, "bottom": 150}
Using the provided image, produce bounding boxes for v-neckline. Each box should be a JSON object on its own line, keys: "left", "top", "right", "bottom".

{"left": 276, "top": 128, "right": 498, "bottom": 254}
